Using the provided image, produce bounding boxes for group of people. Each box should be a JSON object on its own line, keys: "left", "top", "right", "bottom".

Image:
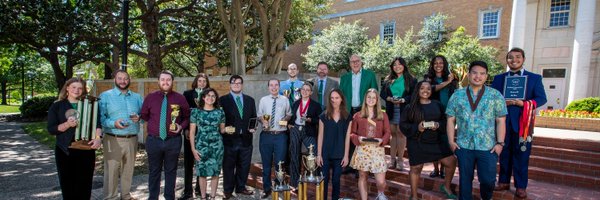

{"left": 46, "top": 47, "right": 546, "bottom": 200}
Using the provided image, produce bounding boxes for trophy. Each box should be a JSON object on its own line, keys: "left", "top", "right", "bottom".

{"left": 69, "top": 62, "right": 100, "bottom": 150}
{"left": 275, "top": 161, "right": 289, "bottom": 190}
{"left": 283, "top": 89, "right": 291, "bottom": 98}
{"left": 263, "top": 114, "right": 272, "bottom": 130}
{"left": 293, "top": 87, "right": 301, "bottom": 101}
{"left": 302, "top": 144, "right": 321, "bottom": 182}
{"left": 169, "top": 105, "right": 180, "bottom": 131}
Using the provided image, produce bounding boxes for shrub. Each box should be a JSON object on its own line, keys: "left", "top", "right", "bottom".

{"left": 20, "top": 95, "right": 57, "bottom": 119}
{"left": 594, "top": 105, "right": 600, "bottom": 113}
{"left": 565, "top": 97, "right": 600, "bottom": 112}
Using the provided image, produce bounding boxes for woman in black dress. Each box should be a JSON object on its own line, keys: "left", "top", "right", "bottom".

{"left": 400, "top": 81, "right": 457, "bottom": 200}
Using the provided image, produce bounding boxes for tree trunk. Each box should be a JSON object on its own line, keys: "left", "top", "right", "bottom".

{"left": 251, "top": 0, "right": 292, "bottom": 75}
{"left": 139, "top": 1, "right": 163, "bottom": 77}
{"left": 1, "top": 80, "right": 7, "bottom": 105}
{"left": 217, "top": 0, "right": 249, "bottom": 75}
{"left": 41, "top": 46, "right": 66, "bottom": 94}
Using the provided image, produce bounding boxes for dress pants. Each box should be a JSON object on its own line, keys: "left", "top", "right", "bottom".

{"left": 322, "top": 158, "right": 343, "bottom": 200}
{"left": 259, "top": 132, "right": 288, "bottom": 191}
{"left": 103, "top": 134, "right": 138, "bottom": 200}
{"left": 55, "top": 147, "right": 96, "bottom": 200}
{"left": 146, "top": 135, "right": 182, "bottom": 200}
{"left": 498, "top": 127, "right": 532, "bottom": 189}
{"left": 455, "top": 148, "right": 498, "bottom": 200}
{"left": 182, "top": 135, "right": 199, "bottom": 196}
{"left": 222, "top": 139, "right": 253, "bottom": 193}
{"left": 288, "top": 126, "right": 316, "bottom": 188}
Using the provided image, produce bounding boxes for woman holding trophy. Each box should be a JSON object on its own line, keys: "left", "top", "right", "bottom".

{"left": 47, "top": 77, "right": 102, "bottom": 199}
{"left": 349, "top": 88, "right": 391, "bottom": 200}
{"left": 189, "top": 88, "right": 226, "bottom": 200}
{"left": 316, "top": 89, "right": 351, "bottom": 200}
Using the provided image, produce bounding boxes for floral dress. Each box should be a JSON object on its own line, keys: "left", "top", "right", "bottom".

{"left": 191, "top": 108, "right": 225, "bottom": 177}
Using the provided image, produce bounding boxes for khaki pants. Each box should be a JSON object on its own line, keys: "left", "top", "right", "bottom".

{"left": 103, "top": 134, "right": 138, "bottom": 200}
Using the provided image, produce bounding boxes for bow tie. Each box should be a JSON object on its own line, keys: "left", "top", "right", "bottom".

{"left": 509, "top": 71, "right": 521, "bottom": 76}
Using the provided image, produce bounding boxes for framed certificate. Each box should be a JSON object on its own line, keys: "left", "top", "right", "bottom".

{"left": 503, "top": 76, "right": 528, "bottom": 100}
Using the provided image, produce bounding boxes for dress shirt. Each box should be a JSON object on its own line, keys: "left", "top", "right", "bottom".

{"left": 279, "top": 78, "right": 304, "bottom": 95}
{"left": 230, "top": 91, "right": 244, "bottom": 107}
{"left": 351, "top": 69, "right": 362, "bottom": 107}
{"left": 294, "top": 99, "right": 310, "bottom": 125}
{"left": 140, "top": 90, "right": 190, "bottom": 137}
{"left": 257, "top": 95, "right": 291, "bottom": 132}
{"left": 99, "top": 87, "right": 143, "bottom": 136}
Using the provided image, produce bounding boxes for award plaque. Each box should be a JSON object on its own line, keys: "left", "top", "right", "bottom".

{"left": 423, "top": 121, "right": 436, "bottom": 129}
{"left": 503, "top": 76, "right": 528, "bottom": 100}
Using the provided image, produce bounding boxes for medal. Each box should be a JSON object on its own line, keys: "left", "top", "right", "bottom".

{"left": 521, "top": 145, "right": 527, "bottom": 152}
{"left": 527, "top": 135, "right": 532, "bottom": 142}
{"left": 519, "top": 137, "right": 524, "bottom": 143}
{"left": 299, "top": 125, "right": 303, "bottom": 131}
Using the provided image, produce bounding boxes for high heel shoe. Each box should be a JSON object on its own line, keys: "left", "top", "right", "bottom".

{"left": 440, "top": 184, "right": 457, "bottom": 199}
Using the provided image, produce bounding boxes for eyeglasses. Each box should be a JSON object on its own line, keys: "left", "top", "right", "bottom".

{"left": 350, "top": 60, "right": 361, "bottom": 64}
{"left": 205, "top": 95, "right": 217, "bottom": 98}
{"left": 230, "top": 82, "right": 242, "bottom": 85}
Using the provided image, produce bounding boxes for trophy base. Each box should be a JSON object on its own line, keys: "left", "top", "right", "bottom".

{"left": 362, "top": 138, "right": 379, "bottom": 143}
{"left": 300, "top": 175, "right": 324, "bottom": 184}
{"left": 69, "top": 140, "right": 93, "bottom": 150}
{"left": 273, "top": 184, "right": 292, "bottom": 192}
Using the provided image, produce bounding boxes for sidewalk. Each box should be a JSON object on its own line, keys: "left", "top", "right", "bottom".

{"left": 0, "top": 122, "right": 262, "bottom": 200}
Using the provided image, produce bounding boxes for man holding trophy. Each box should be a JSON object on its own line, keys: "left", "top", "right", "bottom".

{"left": 279, "top": 63, "right": 303, "bottom": 105}
{"left": 140, "top": 71, "right": 190, "bottom": 200}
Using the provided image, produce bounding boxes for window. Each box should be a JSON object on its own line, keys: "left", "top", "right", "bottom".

{"left": 380, "top": 21, "right": 395, "bottom": 45}
{"left": 549, "top": 0, "right": 570, "bottom": 27}
{"left": 479, "top": 8, "right": 501, "bottom": 39}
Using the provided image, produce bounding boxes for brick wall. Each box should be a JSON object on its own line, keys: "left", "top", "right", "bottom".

{"left": 536, "top": 116, "right": 600, "bottom": 132}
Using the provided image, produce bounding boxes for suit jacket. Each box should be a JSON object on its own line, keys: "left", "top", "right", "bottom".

{"left": 380, "top": 78, "right": 417, "bottom": 123}
{"left": 288, "top": 98, "right": 323, "bottom": 137}
{"left": 491, "top": 70, "right": 547, "bottom": 133}
{"left": 309, "top": 76, "right": 339, "bottom": 107}
{"left": 339, "top": 68, "right": 379, "bottom": 112}
{"left": 219, "top": 93, "right": 257, "bottom": 147}
{"left": 183, "top": 89, "right": 199, "bottom": 109}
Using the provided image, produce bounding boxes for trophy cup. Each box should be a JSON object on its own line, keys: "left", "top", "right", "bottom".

{"left": 293, "top": 87, "right": 301, "bottom": 101}
{"left": 263, "top": 114, "right": 271, "bottom": 130}
{"left": 283, "top": 89, "right": 291, "bottom": 98}
{"left": 275, "top": 161, "right": 288, "bottom": 190}
{"left": 302, "top": 144, "right": 320, "bottom": 182}
{"left": 299, "top": 144, "right": 325, "bottom": 200}
{"left": 69, "top": 62, "right": 100, "bottom": 150}
{"left": 169, "top": 105, "right": 180, "bottom": 131}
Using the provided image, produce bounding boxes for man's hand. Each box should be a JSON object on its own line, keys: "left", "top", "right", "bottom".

{"left": 114, "top": 119, "right": 128, "bottom": 129}
{"left": 490, "top": 144, "right": 503, "bottom": 156}
{"left": 170, "top": 123, "right": 182, "bottom": 133}
{"left": 449, "top": 142, "right": 460, "bottom": 152}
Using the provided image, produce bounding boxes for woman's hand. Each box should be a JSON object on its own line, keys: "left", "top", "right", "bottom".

{"left": 341, "top": 155, "right": 349, "bottom": 167}
{"left": 192, "top": 149, "right": 201, "bottom": 161}
{"left": 418, "top": 121, "right": 425, "bottom": 132}
{"left": 66, "top": 117, "right": 78, "bottom": 128}
{"left": 431, "top": 122, "right": 440, "bottom": 131}
{"left": 316, "top": 155, "right": 323, "bottom": 167}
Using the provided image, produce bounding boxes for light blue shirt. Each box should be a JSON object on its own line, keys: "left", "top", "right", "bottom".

{"left": 99, "top": 87, "right": 144, "bottom": 136}
{"left": 279, "top": 78, "right": 304, "bottom": 101}
{"left": 317, "top": 77, "right": 328, "bottom": 102}
{"left": 351, "top": 69, "right": 362, "bottom": 107}
{"left": 230, "top": 91, "right": 244, "bottom": 107}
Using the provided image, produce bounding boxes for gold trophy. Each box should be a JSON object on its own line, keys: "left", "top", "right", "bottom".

{"left": 302, "top": 144, "right": 321, "bottom": 182}
{"left": 263, "top": 114, "right": 271, "bottom": 130}
{"left": 283, "top": 89, "right": 291, "bottom": 98}
{"left": 275, "top": 161, "right": 288, "bottom": 190}
{"left": 169, "top": 105, "right": 180, "bottom": 131}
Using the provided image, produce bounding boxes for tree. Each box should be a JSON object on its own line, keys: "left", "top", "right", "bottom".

{"left": 216, "top": 0, "right": 255, "bottom": 75}
{"left": 303, "top": 20, "right": 369, "bottom": 72}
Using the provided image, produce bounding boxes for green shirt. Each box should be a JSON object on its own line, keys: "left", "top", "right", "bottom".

{"left": 390, "top": 75, "right": 405, "bottom": 97}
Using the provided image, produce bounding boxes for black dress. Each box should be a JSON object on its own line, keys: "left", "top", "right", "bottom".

{"left": 400, "top": 101, "right": 453, "bottom": 166}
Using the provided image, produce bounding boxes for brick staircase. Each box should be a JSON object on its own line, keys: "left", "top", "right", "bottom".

{"left": 247, "top": 132, "right": 600, "bottom": 199}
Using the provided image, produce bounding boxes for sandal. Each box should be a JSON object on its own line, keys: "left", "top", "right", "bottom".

{"left": 440, "top": 184, "right": 457, "bottom": 199}
{"left": 429, "top": 171, "right": 440, "bottom": 178}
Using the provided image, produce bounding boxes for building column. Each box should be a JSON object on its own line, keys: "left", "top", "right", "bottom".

{"left": 568, "top": 0, "right": 597, "bottom": 103}
{"left": 508, "top": 0, "right": 527, "bottom": 50}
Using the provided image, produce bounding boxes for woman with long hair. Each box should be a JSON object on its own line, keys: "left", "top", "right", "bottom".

{"left": 182, "top": 73, "right": 211, "bottom": 197}
{"left": 380, "top": 57, "right": 416, "bottom": 171}
{"left": 47, "top": 78, "right": 102, "bottom": 199}
{"left": 316, "top": 89, "right": 351, "bottom": 200}
{"left": 350, "top": 88, "right": 391, "bottom": 200}
{"left": 400, "top": 81, "right": 457, "bottom": 200}
{"left": 425, "top": 55, "right": 457, "bottom": 178}
{"left": 189, "top": 88, "right": 225, "bottom": 200}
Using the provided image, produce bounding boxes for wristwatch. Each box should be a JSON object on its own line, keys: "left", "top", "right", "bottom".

{"left": 496, "top": 142, "right": 505, "bottom": 147}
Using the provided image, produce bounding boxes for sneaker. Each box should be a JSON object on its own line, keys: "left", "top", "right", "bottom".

{"left": 376, "top": 192, "right": 388, "bottom": 200}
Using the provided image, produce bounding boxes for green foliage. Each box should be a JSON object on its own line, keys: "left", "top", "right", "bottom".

{"left": 594, "top": 104, "right": 600, "bottom": 113}
{"left": 565, "top": 97, "right": 600, "bottom": 112}
{"left": 19, "top": 95, "right": 57, "bottom": 119}
{"left": 303, "top": 20, "right": 369, "bottom": 72}
{"left": 22, "top": 122, "right": 55, "bottom": 149}
{"left": 0, "top": 105, "right": 20, "bottom": 113}
{"left": 361, "top": 35, "right": 393, "bottom": 74}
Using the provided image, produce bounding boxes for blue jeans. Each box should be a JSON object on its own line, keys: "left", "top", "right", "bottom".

{"left": 322, "top": 158, "right": 342, "bottom": 200}
{"left": 259, "top": 132, "right": 288, "bottom": 191}
{"left": 146, "top": 135, "right": 182, "bottom": 200}
{"left": 455, "top": 148, "right": 498, "bottom": 200}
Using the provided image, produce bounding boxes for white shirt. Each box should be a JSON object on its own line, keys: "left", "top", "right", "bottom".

{"left": 257, "top": 95, "right": 292, "bottom": 131}
{"left": 351, "top": 69, "right": 362, "bottom": 107}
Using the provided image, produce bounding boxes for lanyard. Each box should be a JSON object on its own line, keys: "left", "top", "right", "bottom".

{"left": 299, "top": 99, "right": 310, "bottom": 116}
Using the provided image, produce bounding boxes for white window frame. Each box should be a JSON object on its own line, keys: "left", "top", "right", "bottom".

{"left": 548, "top": 0, "right": 571, "bottom": 28}
{"left": 380, "top": 21, "right": 396, "bottom": 45}
{"left": 478, "top": 7, "right": 502, "bottom": 39}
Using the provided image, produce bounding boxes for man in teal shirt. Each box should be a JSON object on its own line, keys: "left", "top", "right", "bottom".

{"left": 99, "top": 70, "right": 144, "bottom": 200}
{"left": 339, "top": 54, "right": 378, "bottom": 115}
{"left": 446, "top": 61, "right": 507, "bottom": 200}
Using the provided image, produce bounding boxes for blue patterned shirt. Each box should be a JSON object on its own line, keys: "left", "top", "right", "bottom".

{"left": 99, "top": 87, "right": 144, "bottom": 136}
{"left": 446, "top": 86, "right": 507, "bottom": 151}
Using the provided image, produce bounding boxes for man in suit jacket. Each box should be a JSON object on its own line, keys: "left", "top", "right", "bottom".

{"left": 339, "top": 54, "right": 379, "bottom": 115}
{"left": 491, "top": 48, "right": 547, "bottom": 199}
{"left": 310, "top": 61, "right": 339, "bottom": 109}
{"left": 218, "top": 75, "right": 257, "bottom": 199}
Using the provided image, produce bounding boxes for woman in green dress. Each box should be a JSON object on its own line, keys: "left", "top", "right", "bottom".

{"left": 189, "top": 88, "right": 226, "bottom": 200}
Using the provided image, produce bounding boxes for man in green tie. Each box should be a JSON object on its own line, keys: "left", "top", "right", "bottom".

{"left": 280, "top": 63, "right": 303, "bottom": 105}
{"left": 140, "top": 71, "right": 190, "bottom": 200}
{"left": 310, "top": 61, "right": 339, "bottom": 109}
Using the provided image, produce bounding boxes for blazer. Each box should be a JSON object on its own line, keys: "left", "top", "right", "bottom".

{"left": 309, "top": 77, "right": 339, "bottom": 107}
{"left": 219, "top": 93, "right": 257, "bottom": 147}
{"left": 380, "top": 78, "right": 417, "bottom": 123}
{"left": 339, "top": 68, "right": 379, "bottom": 112}
{"left": 183, "top": 89, "right": 200, "bottom": 109}
{"left": 47, "top": 99, "right": 101, "bottom": 155}
{"left": 491, "top": 70, "right": 547, "bottom": 133}
{"left": 288, "top": 98, "right": 323, "bottom": 137}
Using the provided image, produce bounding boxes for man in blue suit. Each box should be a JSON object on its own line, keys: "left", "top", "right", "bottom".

{"left": 491, "top": 48, "right": 547, "bottom": 199}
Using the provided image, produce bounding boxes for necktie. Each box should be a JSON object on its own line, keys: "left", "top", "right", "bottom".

{"left": 290, "top": 81, "right": 295, "bottom": 103}
{"left": 270, "top": 96, "right": 277, "bottom": 129}
{"left": 159, "top": 94, "right": 168, "bottom": 140}
{"left": 235, "top": 96, "right": 243, "bottom": 117}
{"left": 318, "top": 80, "right": 324, "bottom": 104}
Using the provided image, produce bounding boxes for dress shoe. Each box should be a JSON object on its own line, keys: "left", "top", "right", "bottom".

{"left": 223, "top": 192, "right": 233, "bottom": 199}
{"left": 515, "top": 188, "right": 527, "bottom": 198}
{"left": 177, "top": 195, "right": 192, "bottom": 200}
{"left": 236, "top": 189, "right": 254, "bottom": 195}
{"left": 261, "top": 190, "right": 272, "bottom": 199}
{"left": 494, "top": 183, "right": 510, "bottom": 191}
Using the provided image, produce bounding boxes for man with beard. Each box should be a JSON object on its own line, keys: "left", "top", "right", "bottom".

{"left": 310, "top": 61, "right": 339, "bottom": 109}
{"left": 99, "top": 70, "right": 144, "bottom": 200}
{"left": 279, "top": 63, "right": 304, "bottom": 105}
{"left": 140, "top": 70, "right": 190, "bottom": 200}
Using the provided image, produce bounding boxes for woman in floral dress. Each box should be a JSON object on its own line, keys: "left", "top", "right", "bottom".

{"left": 189, "top": 88, "right": 226, "bottom": 200}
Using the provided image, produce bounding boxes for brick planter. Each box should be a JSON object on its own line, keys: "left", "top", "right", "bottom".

{"left": 536, "top": 116, "right": 600, "bottom": 132}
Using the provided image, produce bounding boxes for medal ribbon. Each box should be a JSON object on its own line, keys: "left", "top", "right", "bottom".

{"left": 519, "top": 100, "right": 537, "bottom": 140}
{"left": 466, "top": 86, "right": 485, "bottom": 112}
{"left": 299, "top": 99, "right": 310, "bottom": 117}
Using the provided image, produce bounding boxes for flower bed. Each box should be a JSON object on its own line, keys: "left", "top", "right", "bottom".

{"left": 536, "top": 115, "right": 600, "bottom": 132}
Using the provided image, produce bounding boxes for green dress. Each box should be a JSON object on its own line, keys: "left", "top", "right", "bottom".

{"left": 191, "top": 108, "right": 225, "bottom": 177}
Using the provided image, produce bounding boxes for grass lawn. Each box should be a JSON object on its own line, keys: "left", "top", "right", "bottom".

{"left": 22, "top": 122, "right": 55, "bottom": 149}
{"left": 0, "top": 105, "right": 20, "bottom": 113}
